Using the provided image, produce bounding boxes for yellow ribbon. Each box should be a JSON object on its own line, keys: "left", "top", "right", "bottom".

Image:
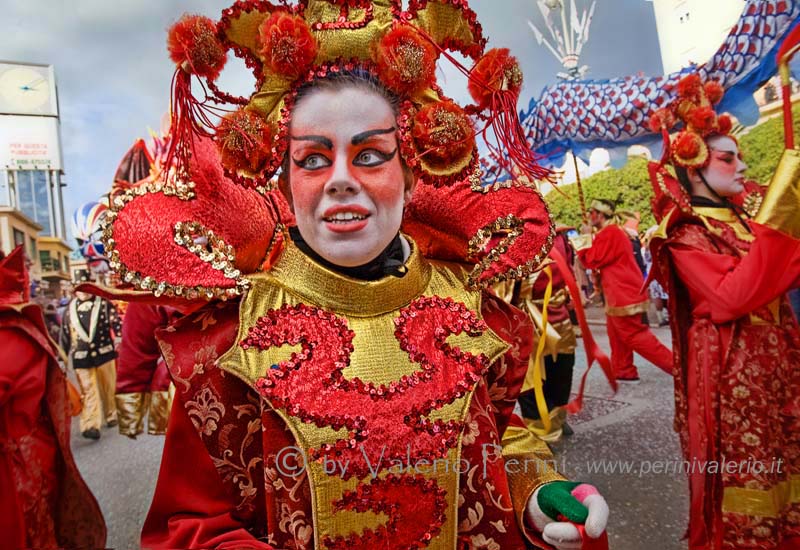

{"left": 528, "top": 266, "right": 553, "bottom": 436}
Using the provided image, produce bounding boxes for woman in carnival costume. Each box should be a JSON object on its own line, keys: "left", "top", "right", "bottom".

{"left": 648, "top": 74, "right": 800, "bottom": 549}
{"left": 96, "top": 1, "right": 612, "bottom": 548}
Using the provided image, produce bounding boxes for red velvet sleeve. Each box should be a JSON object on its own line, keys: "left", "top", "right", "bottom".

{"left": 141, "top": 393, "right": 274, "bottom": 550}
{"left": 667, "top": 222, "right": 800, "bottom": 324}
{"left": 117, "top": 304, "right": 169, "bottom": 394}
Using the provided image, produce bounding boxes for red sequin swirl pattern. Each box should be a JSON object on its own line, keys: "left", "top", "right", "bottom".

{"left": 240, "top": 296, "right": 492, "bottom": 548}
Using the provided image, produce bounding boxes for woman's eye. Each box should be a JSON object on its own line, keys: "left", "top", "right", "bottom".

{"left": 354, "top": 149, "right": 395, "bottom": 167}
{"left": 294, "top": 154, "right": 331, "bottom": 170}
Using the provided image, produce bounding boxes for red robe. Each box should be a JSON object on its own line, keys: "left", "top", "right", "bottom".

{"left": 653, "top": 208, "right": 800, "bottom": 549}
{"left": 577, "top": 224, "right": 672, "bottom": 376}
{"left": 0, "top": 247, "right": 106, "bottom": 549}
{"left": 142, "top": 245, "right": 564, "bottom": 549}
{"left": 577, "top": 223, "right": 648, "bottom": 313}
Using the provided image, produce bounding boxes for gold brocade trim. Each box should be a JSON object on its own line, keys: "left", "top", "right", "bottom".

{"left": 115, "top": 392, "right": 147, "bottom": 438}
{"left": 694, "top": 206, "right": 755, "bottom": 244}
{"left": 755, "top": 148, "right": 800, "bottom": 239}
{"left": 263, "top": 238, "right": 432, "bottom": 317}
{"left": 491, "top": 279, "right": 515, "bottom": 304}
{"left": 748, "top": 298, "right": 782, "bottom": 326}
{"left": 148, "top": 390, "right": 171, "bottom": 435}
{"left": 605, "top": 300, "right": 649, "bottom": 317}
{"left": 569, "top": 233, "right": 592, "bottom": 252}
{"left": 547, "top": 318, "right": 577, "bottom": 354}
{"left": 219, "top": 238, "right": 510, "bottom": 548}
{"left": 722, "top": 476, "right": 800, "bottom": 518}
{"left": 533, "top": 287, "right": 568, "bottom": 310}
{"left": 522, "top": 408, "right": 567, "bottom": 442}
{"left": 501, "top": 424, "right": 565, "bottom": 542}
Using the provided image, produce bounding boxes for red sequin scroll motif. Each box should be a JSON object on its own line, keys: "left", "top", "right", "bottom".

{"left": 240, "top": 296, "right": 492, "bottom": 548}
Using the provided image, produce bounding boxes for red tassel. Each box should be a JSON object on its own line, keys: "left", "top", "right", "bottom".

{"left": 408, "top": 28, "right": 555, "bottom": 184}
{"left": 164, "top": 68, "right": 227, "bottom": 186}
{"left": 483, "top": 89, "right": 555, "bottom": 183}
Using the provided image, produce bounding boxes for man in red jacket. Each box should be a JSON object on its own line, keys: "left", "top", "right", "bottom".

{"left": 574, "top": 199, "right": 672, "bottom": 381}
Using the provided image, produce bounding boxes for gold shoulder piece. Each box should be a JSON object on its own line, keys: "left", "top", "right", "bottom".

{"left": 755, "top": 149, "right": 800, "bottom": 239}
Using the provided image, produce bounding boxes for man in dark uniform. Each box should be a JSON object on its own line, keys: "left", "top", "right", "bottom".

{"left": 60, "top": 289, "right": 121, "bottom": 439}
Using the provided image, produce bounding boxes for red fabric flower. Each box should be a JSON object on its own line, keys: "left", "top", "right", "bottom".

{"left": 167, "top": 14, "right": 227, "bottom": 80}
{"left": 704, "top": 81, "right": 724, "bottom": 104}
{"left": 677, "top": 74, "right": 703, "bottom": 100}
{"left": 215, "top": 109, "right": 274, "bottom": 174}
{"left": 411, "top": 101, "right": 475, "bottom": 170}
{"left": 717, "top": 114, "right": 733, "bottom": 135}
{"left": 375, "top": 25, "right": 437, "bottom": 96}
{"left": 672, "top": 131, "right": 708, "bottom": 167}
{"left": 258, "top": 12, "right": 318, "bottom": 78}
{"left": 648, "top": 108, "right": 676, "bottom": 133}
{"left": 468, "top": 48, "right": 523, "bottom": 108}
{"left": 687, "top": 106, "right": 718, "bottom": 135}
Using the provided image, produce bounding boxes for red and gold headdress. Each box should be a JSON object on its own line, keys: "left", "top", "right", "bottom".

{"left": 646, "top": 74, "right": 767, "bottom": 224}
{"left": 93, "top": 1, "right": 556, "bottom": 303}
{"left": 165, "top": 0, "right": 552, "bottom": 190}
{"left": 648, "top": 73, "right": 733, "bottom": 170}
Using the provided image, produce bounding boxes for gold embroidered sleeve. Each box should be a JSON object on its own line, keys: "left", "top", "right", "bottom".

{"left": 756, "top": 149, "right": 800, "bottom": 239}
{"left": 501, "top": 423, "right": 565, "bottom": 536}
{"left": 115, "top": 392, "right": 148, "bottom": 438}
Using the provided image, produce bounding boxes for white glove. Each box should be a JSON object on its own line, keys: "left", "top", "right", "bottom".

{"left": 525, "top": 481, "right": 609, "bottom": 549}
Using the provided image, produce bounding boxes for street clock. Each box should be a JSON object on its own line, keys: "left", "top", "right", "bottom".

{"left": 0, "top": 63, "right": 58, "bottom": 116}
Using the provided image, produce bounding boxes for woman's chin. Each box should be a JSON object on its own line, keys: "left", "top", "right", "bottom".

{"left": 316, "top": 239, "right": 383, "bottom": 268}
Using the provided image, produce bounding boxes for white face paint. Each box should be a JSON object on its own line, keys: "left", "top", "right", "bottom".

{"left": 284, "top": 86, "right": 413, "bottom": 268}
{"left": 697, "top": 135, "right": 748, "bottom": 198}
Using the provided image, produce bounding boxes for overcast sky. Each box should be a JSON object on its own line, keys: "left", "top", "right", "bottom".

{"left": 2, "top": 0, "right": 663, "bottom": 245}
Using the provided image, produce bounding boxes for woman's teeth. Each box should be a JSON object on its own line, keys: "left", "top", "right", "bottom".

{"left": 325, "top": 212, "right": 368, "bottom": 222}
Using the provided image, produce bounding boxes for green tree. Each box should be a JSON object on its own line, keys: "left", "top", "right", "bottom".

{"left": 545, "top": 156, "right": 656, "bottom": 231}
{"left": 546, "top": 105, "right": 800, "bottom": 230}
{"left": 739, "top": 104, "right": 800, "bottom": 184}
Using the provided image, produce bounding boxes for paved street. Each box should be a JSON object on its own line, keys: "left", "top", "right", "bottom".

{"left": 71, "top": 306, "right": 685, "bottom": 549}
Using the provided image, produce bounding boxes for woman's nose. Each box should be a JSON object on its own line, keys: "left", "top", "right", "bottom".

{"left": 325, "top": 157, "right": 361, "bottom": 196}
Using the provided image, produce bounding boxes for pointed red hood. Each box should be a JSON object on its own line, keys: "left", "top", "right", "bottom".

{"left": 0, "top": 246, "right": 29, "bottom": 305}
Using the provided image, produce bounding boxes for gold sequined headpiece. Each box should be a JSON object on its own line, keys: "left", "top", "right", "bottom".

{"left": 165, "top": 0, "right": 552, "bottom": 191}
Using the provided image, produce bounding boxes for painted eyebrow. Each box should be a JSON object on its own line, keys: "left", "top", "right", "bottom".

{"left": 352, "top": 127, "right": 396, "bottom": 145}
{"left": 290, "top": 135, "right": 333, "bottom": 150}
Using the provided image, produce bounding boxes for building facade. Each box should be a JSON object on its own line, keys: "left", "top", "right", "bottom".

{"left": 651, "top": 0, "right": 746, "bottom": 75}
{"left": 0, "top": 61, "right": 71, "bottom": 295}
